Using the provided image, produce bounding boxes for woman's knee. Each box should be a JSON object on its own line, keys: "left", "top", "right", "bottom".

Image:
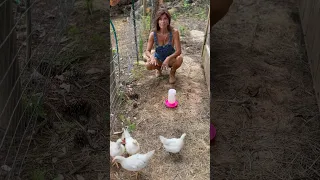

{"left": 174, "top": 56, "right": 183, "bottom": 68}
{"left": 146, "top": 63, "right": 154, "bottom": 70}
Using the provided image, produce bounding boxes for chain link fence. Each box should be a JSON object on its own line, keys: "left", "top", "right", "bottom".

{"left": 0, "top": 0, "right": 77, "bottom": 179}
{"left": 110, "top": 0, "right": 154, "bottom": 132}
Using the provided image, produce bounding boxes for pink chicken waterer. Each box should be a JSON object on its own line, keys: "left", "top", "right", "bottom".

{"left": 165, "top": 89, "right": 178, "bottom": 108}
{"left": 210, "top": 123, "right": 216, "bottom": 141}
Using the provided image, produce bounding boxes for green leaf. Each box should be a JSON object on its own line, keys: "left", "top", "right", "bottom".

{"left": 128, "top": 123, "right": 136, "bottom": 132}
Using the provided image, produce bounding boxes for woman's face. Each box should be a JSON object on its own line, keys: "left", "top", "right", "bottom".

{"left": 158, "top": 14, "right": 169, "bottom": 29}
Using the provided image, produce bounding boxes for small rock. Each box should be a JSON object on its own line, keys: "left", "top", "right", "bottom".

{"left": 52, "top": 157, "right": 58, "bottom": 163}
{"left": 39, "top": 31, "right": 46, "bottom": 38}
{"left": 76, "top": 175, "right": 85, "bottom": 180}
{"left": 59, "top": 83, "right": 70, "bottom": 92}
{"left": 190, "top": 30, "right": 205, "bottom": 42}
{"left": 133, "top": 102, "right": 138, "bottom": 109}
{"left": 55, "top": 75, "right": 65, "bottom": 81}
{"left": 98, "top": 173, "right": 105, "bottom": 180}
{"left": 17, "top": 32, "right": 27, "bottom": 40}
{"left": 60, "top": 36, "right": 70, "bottom": 43}
{"left": 79, "top": 116, "right": 88, "bottom": 123}
{"left": 1, "top": 165, "right": 11, "bottom": 172}
{"left": 53, "top": 174, "right": 64, "bottom": 180}
{"left": 87, "top": 130, "right": 96, "bottom": 134}
{"left": 31, "top": 68, "right": 44, "bottom": 80}
{"left": 62, "top": 71, "right": 71, "bottom": 76}
{"left": 62, "top": 147, "right": 67, "bottom": 155}
{"left": 45, "top": 12, "right": 55, "bottom": 19}
{"left": 85, "top": 68, "right": 103, "bottom": 74}
{"left": 168, "top": 7, "right": 177, "bottom": 14}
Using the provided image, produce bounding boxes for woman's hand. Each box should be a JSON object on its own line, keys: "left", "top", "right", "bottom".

{"left": 149, "top": 56, "right": 159, "bottom": 66}
{"left": 161, "top": 57, "right": 170, "bottom": 70}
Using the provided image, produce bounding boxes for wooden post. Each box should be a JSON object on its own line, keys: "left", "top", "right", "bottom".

{"left": 0, "top": 0, "right": 23, "bottom": 137}
{"left": 150, "top": 0, "right": 160, "bottom": 30}
{"left": 201, "top": 6, "right": 210, "bottom": 57}
{"left": 143, "top": 0, "right": 146, "bottom": 16}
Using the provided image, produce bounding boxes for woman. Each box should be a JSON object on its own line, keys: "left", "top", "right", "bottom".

{"left": 144, "top": 7, "right": 183, "bottom": 84}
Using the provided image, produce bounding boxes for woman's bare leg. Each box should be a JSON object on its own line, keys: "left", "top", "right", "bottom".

{"left": 168, "top": 55, "right": 183, "bottom": 84}
{"left": 144, "top": 51, "right": 162, "bottom": 77}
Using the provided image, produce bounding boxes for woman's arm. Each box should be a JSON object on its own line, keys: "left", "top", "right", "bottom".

{"left": 145, "top": 32, "right": 154, "bottom": 59}
{"left": 167, "top": 29, "right": 181, "bottom": 60}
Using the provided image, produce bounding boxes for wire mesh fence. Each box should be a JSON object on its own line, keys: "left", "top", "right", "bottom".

{"left": 110, "top": 0, "right": 153, "bottom": 133}
{"left": 0, "top": 0, "right": 76, "bottom": 179}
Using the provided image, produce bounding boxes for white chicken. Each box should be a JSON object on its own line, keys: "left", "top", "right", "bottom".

{"left": 112, "top": 150, "right": 155, "bottom": 179}
{"left": 159, "top": 133, "right": 186, "bottom": 153}
{"left": 122, "top": 127, "right": 140, "bottom": 156}
{"left": 110, "top": 139, "right": 125, "bottom": 168}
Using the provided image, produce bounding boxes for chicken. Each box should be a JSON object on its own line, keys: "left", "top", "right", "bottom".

{"left": 110, "top": 139, "right": 125, "bottom": 168}
{"left": 122, "top": 127, "right": 140, "bottom": 156}
{"left": 159, "top": 133, "right": 186, "bottom": 153}
{"left": 112, "top": 150, "right": 155, "bottom": 179}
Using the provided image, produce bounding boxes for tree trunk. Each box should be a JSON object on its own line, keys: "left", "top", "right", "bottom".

{"left": 0, "top": 0, "right": 23, "bottom": 138}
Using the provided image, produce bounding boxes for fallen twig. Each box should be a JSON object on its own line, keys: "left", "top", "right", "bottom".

{"left": 215, "top": 99, "right": 251, "bottom": 105}
{"left": 68, "top": 159, "right": 90, "bottom": 175}
{"left": 95, "top": 84, "right": 109, "bottom": 95}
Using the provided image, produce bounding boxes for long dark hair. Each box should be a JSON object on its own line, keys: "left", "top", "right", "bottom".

{"left": 152, "top": 6, "right": 173, "bottom": 32}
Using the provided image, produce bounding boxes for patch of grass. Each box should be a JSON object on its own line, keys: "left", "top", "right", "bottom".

{"left": 183, "top": 0, "right": 191, "bottom": 8}
{"left": 86, "top": 0, "right": 93, "bottom": 15}
{"left": 142, "top": 15, "right": 151, "bottom": 33}
{"left": 118, "top": 114, "right": 136, "bottom": 133}
{"left": 30, "top": 169, "right": 46, "bottom": 180}
{"left": 68, "top": 25, "right": 80, "bottom": 38}
{"left": 91, "top": 34, "right": 108, "bottom": 49}
{"left": 138, "top": 34, "right": 143, "bottom": 58}
{"left": 117, "top": 90, "right": 126, "bottom": 104}
{"left": 179, "top": 25, "right": 186, "bottom": 37}
{"left": 172, "top": 13, "right": 178, "bottom": 21}
{"left": 131, "top": 64, "right": 144, "bottom": 80}
{"left": 22, "top": 93, "right": 46, "bottom": 120}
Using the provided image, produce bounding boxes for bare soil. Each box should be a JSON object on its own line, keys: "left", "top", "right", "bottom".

{"left": 211, "top": 0, "right": 320, "bottom": 179}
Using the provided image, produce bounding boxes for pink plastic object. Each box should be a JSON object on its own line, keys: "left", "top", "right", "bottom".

{"left": 210, "top": 123, "right": 216, "bottom": 141}
{"left": 165, "top": 99, "right": 178, "bottom": 108}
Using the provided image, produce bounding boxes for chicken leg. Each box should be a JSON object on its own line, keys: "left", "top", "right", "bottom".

{"left": 130, "top": 171, "right": 140, "bottom": 179}
{"left": 112, "top": 161, "right": 120, "bottom": 169}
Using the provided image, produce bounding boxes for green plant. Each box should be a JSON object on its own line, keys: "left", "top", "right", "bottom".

{"left": 131, "top": 65, "right": 144, "bottom": 80}
{"left": 172, "top": 13, "right": 177, "bottom": 21}
{"left": 68, "top": 26, "right": 80, "bottom": 37}
{"left": 179, "top": 26, "right": 186, "bottom": 37}
{"left": 183, "top": 0, "right": 190, "bottom": 8}
{"left": 138, "top": 34, "right": 143, "bottom": 58}
{"left": 117, "top": 90, "right": 126, "bottom": 103}
{"left": 142, "top": 15, "right": 151, "bottom": 33}
{"left": 118, "top": 114, "right": 136, "bottom": 132}
{"left": 86, "top": 0, "right": 93, "bottom": 15}
{"left": 31, "top": 169, "right": 45, "bottom": 180}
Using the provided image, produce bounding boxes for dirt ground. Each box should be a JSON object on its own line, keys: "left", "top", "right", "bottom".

{"left": 2, "top": 0, "right": 110, "bottom": 180}
{"left": 211, "top": 0, "right": 320, "bottom": 179}
{"left": 110, "top": 1, "right": 210, "bottom": 179}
